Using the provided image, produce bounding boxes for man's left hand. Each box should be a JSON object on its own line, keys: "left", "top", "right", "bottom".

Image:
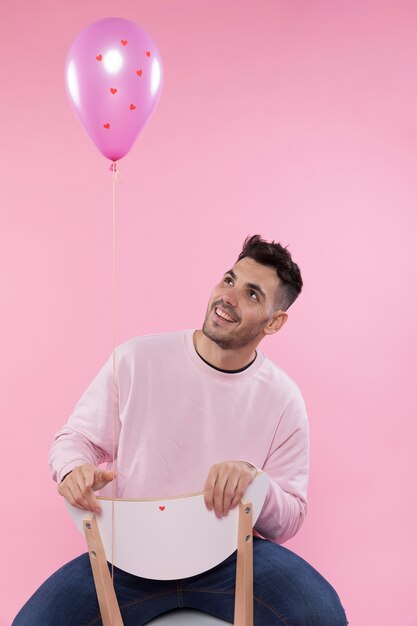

{"left": 203, "top": 460, "right": 257, "bottom": 518}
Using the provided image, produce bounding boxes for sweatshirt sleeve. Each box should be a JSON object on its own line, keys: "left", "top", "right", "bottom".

{"left": 48, "top": 355, "right": 120, "bottom": 484}
{"left": 254, "top": 391, "right": 309, "bottom": 545}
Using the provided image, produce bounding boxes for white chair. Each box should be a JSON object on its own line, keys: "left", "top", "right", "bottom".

{"left": 67, "top": 472, "right": 269, "bottom": 625}
{"left": 148, "top": 610, "right": 228, "bottom": 624}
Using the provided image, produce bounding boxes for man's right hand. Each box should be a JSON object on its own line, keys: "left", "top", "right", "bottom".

{"left": 57, "top": 464, "right": 116, "bottom": 513}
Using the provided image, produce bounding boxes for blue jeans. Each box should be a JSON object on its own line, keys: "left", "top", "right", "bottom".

{"left": 13, "top": 538, "right": 347, "bottom": 625}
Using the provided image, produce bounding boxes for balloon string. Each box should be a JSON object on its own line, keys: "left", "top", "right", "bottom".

{"left": 111, "top": 160, "right": 117, "bottom": 595}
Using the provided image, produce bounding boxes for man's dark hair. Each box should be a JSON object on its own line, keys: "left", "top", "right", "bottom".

{"left": 237, "top": 234, "right": 303, "bottom": 310}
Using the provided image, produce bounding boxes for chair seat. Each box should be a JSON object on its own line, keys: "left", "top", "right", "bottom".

{"left": 149, "top": 608, "right": 228, "bottom": 624}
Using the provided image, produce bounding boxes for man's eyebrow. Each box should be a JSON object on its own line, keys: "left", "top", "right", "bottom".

{"left": 246, "top": 282, "right": 266, "bottom": 299}
{"left": 224, "top": 269, "right": 266, "bottom": 299}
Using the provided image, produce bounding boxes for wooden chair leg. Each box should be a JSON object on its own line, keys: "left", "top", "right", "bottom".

{"left": 83, "top": 518, "right": 124, "bottom": 626}
{"left": 234, "top": 501, "right": 254, "bottom": 626}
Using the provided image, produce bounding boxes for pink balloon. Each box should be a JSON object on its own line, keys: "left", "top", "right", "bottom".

{"left": 65, "top": 17, "right": 163, "bottom": 161}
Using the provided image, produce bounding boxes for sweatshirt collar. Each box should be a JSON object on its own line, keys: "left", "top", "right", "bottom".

{"left": 184, "top": 330, "right": 265, "bottom": 381}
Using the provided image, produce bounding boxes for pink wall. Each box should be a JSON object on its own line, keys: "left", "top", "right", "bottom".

{"left": 2, "top": 1, "right": 417, "bottom": 624}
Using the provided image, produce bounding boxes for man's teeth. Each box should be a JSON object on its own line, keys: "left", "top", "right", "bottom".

{"left": 215, "top": 307, "right": 235, "bottom": 322}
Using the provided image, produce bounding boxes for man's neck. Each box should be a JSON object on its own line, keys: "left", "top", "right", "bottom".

{"left": 193, "top": 330, "right": 257, "bottom": 371}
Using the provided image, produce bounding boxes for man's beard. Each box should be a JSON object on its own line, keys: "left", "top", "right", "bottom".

{"left": 202, "top": 303, "right": 267, "bottom": 350}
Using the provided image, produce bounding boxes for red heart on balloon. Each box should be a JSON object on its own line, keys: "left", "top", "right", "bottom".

{"left": 136, "top": 69, "right": 143, "bottom": 76}
{"left": 121, "top": 40, "right": 128, "bottom": 46}
{"left": 103, "top": 123, "right": 110, "bottom": 129}
{"left": 96, "top": 54, "right": 102, "bottom": 61}
{"left": 110, "top": 88, "right": 117, "bottom": 94}
{"left": 146, "top": 50, "right": 151, "bottom": 57}
{"left": 130, "top": 104, "right": 136, "bottom": 110}
{"left": 159, "top": 506, "right": 165, "bottom": 511}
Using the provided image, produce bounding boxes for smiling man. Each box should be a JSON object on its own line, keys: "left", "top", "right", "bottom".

{"left": 13, "top": 235, "right": 347, "bottom": 625}
{"left": 198, "top": 255, "right": 288, "bottom": 360}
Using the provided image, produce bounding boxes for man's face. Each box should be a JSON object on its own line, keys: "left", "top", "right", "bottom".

{"left": 202, "top": 257, "right": 282, "bottom": 350}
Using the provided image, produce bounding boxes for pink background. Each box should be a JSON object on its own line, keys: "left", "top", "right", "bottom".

{"left": 2, "top": 1, "right": 417, "bottom": 624}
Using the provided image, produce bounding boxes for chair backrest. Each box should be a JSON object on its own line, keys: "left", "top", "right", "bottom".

{"left": 66, "top": 471, "right": 269, "bottom": 579}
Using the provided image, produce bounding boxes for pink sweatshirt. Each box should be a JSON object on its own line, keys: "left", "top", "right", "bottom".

{"left": 49, "top": 330, "right": 309, "bottom": 544}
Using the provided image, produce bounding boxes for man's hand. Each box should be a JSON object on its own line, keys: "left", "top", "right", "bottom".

{"left": 204, "top": 461, "right": 257, "bottom": 518}
{"left": 57, "top": 464, "right": 116, "bottom": 513}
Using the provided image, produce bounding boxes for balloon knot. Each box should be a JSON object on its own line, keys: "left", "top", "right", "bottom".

{"left": 109, "top": 161, "right": 123, "bottom": 182}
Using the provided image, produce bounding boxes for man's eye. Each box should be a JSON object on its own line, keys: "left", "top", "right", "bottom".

{"left": 249, "top": 291, "right": 258, "bottom": 301}
{"left": 224, "top": 277, "right": 233, "bottom": 285}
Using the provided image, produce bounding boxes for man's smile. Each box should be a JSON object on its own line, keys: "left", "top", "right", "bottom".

{"left": 214, "top": 305, "right": 238, "bottom": 323}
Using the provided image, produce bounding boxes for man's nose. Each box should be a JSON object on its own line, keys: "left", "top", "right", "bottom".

{"left": 223, "top": 287, "right": 238, "bottom": 308}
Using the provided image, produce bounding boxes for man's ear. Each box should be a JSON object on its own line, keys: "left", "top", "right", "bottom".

{"left": 264, "top": 310, "right": 288, "bottom": 336}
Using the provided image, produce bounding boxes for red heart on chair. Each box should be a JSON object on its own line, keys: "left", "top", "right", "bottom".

{"left": 121, "top": 40, "right": 128, "bottom": 46}
{"left": 159, "top": 506, "right": 165, "bottom": 511}
{"left": 110, "top": 88, "right": 117, "bottom": 94}
{"left": 96, "top": 54, "right": 102, "bottom": 61}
